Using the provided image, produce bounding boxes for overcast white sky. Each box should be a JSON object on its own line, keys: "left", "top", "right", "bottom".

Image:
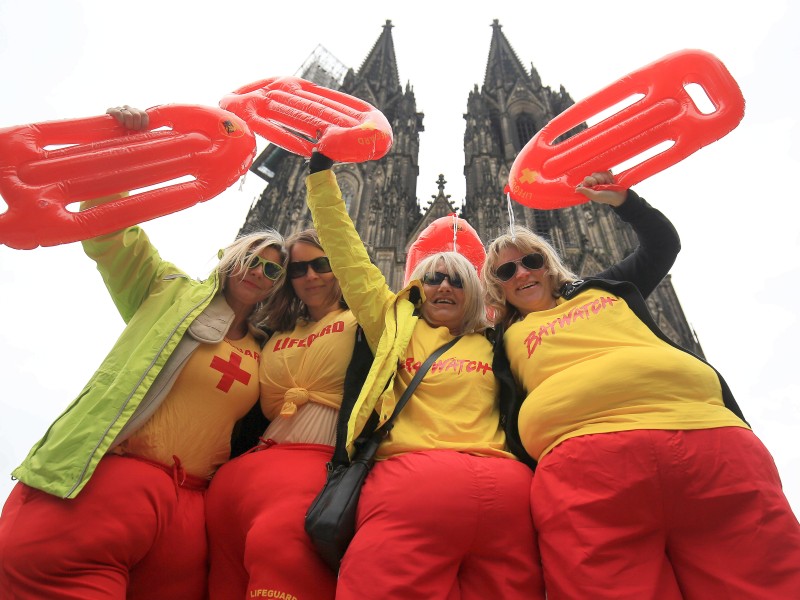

{"left": 1, "top": 0, "right": 799, "bottom": 515}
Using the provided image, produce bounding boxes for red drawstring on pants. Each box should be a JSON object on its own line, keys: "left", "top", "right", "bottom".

{"left": 121, "top": 454, "right": 209, "bottom": 492}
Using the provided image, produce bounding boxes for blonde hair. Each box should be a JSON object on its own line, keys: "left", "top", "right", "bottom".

{"left": 260, "top": 229, "right": 346, "bottom": 333}
{"left": 410, "top": 252, "right": 489, "bottom": 335}
{"left": 482, "top": 226, "right": 577, "bottom": 329}
{"left": 217, "top": 229, "right": 286, "bottom": 339}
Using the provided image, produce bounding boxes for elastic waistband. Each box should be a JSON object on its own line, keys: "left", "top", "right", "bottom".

{"left": 251, "top": 439, "right": 334, "bottom": 455}
{"left": 119, "top": 454, "right": 209, "bottom": 491}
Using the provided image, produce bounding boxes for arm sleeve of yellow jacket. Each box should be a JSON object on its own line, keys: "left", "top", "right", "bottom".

{"left": 80, "top": 195, "right": 179, "bottom": 323}
{"left": 306, "top": 169, "right": 394, "bottom": 353}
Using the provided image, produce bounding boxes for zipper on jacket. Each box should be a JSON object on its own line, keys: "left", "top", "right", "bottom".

{"left": 65, "top": 276, "right": 218, "bottom": 498}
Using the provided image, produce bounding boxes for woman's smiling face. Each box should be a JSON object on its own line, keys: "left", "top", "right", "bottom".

{"left": 420, "top": 259, "right": 467, "bottom": 333}
{"left": 494, "top": 246, "right": 556, "bottom": 315}
{"left": 288, "top": 242, "right": 341, "bottom": 321}
{"left": 224, "top": 246, "right": 283, "bottom": 313}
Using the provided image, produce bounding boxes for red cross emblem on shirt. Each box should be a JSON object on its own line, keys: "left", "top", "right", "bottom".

{"left": 210, "top": 352, "right": 251, "bottom": 392}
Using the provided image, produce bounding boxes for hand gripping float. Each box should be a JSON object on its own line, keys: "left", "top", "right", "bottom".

{"left": 0, "top": 104, "right": 256, "bottom": 249}
{"left": 220, "top": 76, "right": 393, "bottom": 163}
{"left": 506, "top": 49, "right": 746, "bottom": 209}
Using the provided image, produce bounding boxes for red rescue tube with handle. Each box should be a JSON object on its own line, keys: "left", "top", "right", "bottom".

{"left": 0, "top": 104, "right": 256, "bottom": 249}
{"left": 505, "top": 49, "right": 746, "bottom": 209}
{"left": 220, "top": 76, "right": 393, "bottom": 163}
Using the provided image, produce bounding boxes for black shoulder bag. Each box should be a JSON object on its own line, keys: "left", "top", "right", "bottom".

{"left": 304, "top": 335, "right": 461, "bottom": 572}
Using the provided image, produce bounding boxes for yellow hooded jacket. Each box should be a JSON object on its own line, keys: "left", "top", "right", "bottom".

{"left": 306, "top": 169, "right": 425, "bottom": 457}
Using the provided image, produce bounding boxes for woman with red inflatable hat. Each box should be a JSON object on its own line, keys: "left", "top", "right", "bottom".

{"left": 483, "top": 171, "right": 800, "bottom": 599}
{"left": 0, "top": 107, "right": 286, "bottom": 600}
{"left": 304, "top": 151, "right": 545, "bottom": 600}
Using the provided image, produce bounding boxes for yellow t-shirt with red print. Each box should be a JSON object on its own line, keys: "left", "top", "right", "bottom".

{"left": 260, "top": 309, "right": 357, "bottom": 421}
{"left": 378, "top": 320, "right": 513, "bottom": 460}
{"left": 115, "top": 334, "right": 261, "bottom": 479}
{"left": 505, "top": 288, "right": 749, "bottom": 461}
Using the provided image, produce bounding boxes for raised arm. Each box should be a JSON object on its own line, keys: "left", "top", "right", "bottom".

{"left": 578, "top": 172, "right": 681, "bottom": 298}
{"left": 80, "top": 105, "right": 182, "bottom": 323}
{"left": 81, "top": 225, "right": 183, "bottom": 323}
{"left": 305, "top": 154, "right": 395, "bottom": 352}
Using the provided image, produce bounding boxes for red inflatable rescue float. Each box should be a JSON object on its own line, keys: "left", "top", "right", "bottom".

{"left": 405, "top": 214, "right": 485, "bottom": 285}
{"left": 220, "top": 76, "right": 393, "bottom": 163}
{"left": 0, "top": 104, "right": 255, "bottom": 249}
{"left": 506, "top": 49, "right": 745, "bottom": 209}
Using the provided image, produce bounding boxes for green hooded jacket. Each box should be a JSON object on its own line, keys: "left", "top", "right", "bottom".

{"left": 12, "top": 225, "right": 219, "bottom": 498}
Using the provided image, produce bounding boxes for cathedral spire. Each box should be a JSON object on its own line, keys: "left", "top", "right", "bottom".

{"left": 483, "top": 19, "right": 530, "bottom": 90}
{"left": 242, "top": 20, "right": 702, "bottom": 355}
{"left": 352, "top": 18, "right": 401, "bottom": 106}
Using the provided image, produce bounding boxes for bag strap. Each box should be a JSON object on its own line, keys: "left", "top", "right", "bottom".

{"left": 332, "top": 334, "right": 462, "bottom": 468}
{"left": 378, "top": 335, "right": 462, "bottom": 435}
{"left": 330, "top": 326, "right": 374, "bottom": 467}
{"left": 350, "top": 335, "right": 462, "bottom": 465}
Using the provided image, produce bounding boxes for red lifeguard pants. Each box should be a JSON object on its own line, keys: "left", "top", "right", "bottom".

{"left": 336, "top": 450, "right": 546, "bottom": 600}
{"left": 205, "top": 442, "right": 336, "bottom": 600}
{"left": 0, "top": 454, "right": 208, "bottom": 600}
{"left": 532, "top": 427, "right": 800, "bottom": 600}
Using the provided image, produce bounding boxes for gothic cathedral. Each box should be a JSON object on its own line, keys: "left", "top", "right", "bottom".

{"left": 241, "top": 20, "right": 703, "bottom": 355}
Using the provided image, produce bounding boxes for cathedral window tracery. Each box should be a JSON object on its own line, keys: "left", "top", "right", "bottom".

{"left": 515, "top": 113, "right": 538, "bottom": 150}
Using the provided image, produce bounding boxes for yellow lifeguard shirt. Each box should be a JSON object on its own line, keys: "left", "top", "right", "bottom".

{"left": 505, "top": 288, "right": 749, "bottom": 461}
{"left": 115, "top": 334, "right": 261, "bottom": 479}
{"left": 378, "top": 320, "right": 513, "bottom": 460}
{"left": 260, "top": 309, "right": 357, "bottom": 421}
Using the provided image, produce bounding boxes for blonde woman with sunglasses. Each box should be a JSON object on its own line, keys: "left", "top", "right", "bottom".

{"left": 482, "top": 171, "right": 800, "bottom": 599}
{"left": 0, "top": 108, "right": 287, "bottom": 600}
{"left": 303, "top": 152, "right": 545, "bottom": 600}
{"left": 206, "top": 228, "right": 363, "bottom": 600}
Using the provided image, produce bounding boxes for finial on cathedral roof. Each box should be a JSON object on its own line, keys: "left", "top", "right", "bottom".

{"left": 492, "top": 19, "right": 501, "bottom": 29}
{"left": 384, "top": 19, "right": 393, "bottom": 30}
{"left": 432, "top": 174, "right": 452, "bottom": 202}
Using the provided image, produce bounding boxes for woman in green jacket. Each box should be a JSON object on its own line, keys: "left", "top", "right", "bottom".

{"left": 0, "top": 106, "right": 286, "bottom": 600}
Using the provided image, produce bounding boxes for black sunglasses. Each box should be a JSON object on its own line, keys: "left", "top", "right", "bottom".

{"left": 218, "top": 249, "right": 284, "bottom": 281}
{"left": 422, "top": 271, "right": 463, "bottom": 289}
{"left": 494, "top": 252, "right": 545, "bottom": 282}
{"left": 287, "top": 256, "right": 333, "bottom": 279}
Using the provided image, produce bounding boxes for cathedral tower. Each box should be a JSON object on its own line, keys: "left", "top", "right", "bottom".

{"left": 462, "top": 20, "right": 702, "bottom": 354}
{"left": 241, "top": 20, "right": 423, "bottom": 291}
{"left": 242, "top": 20, "right": 702, "bottom": 354}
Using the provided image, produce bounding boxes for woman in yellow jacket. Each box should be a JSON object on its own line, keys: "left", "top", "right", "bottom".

{"left": 305, "top": 152, "right": 545, "bottom": 600}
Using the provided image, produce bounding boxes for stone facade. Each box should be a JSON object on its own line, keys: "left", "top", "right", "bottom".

{"left": 242, "top": 19, "right": 703, "bottom": 355}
